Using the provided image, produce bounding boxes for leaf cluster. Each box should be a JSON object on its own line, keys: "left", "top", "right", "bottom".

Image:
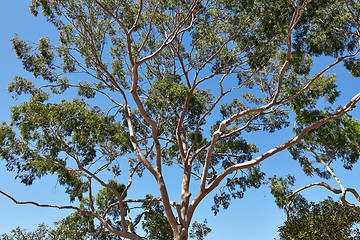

{"left": 0, "top": 99, "right": 130, "bottom": 201}
{"left": 279, "top": 197, "right": 360, "bottom": 240}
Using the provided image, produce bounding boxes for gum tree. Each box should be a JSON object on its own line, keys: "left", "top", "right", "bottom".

{"left": 0, "top": 0, "right": 360, "bottom": 239}
{"left": 278, "top": 197, "right": 360, "bottom": 240}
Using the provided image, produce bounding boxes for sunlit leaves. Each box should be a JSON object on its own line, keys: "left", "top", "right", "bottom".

{"left": 279, "top": 197, "right": 360, "bottom": 240}
{"left": 145, "top": 77, "right": 213, "bottom": 136}
{"left": 8, "top": 76, "right": 37, "bottom": 96}
{"left": 0, "top": 99, "right": 130, "bottom": 200}
{"left": 54, "top": 181, "right": 126, "bottom": 239}
{"left": 269, "top": 175, "right": 295, "bottom": 209}
{"left": 290, "top": 114, "right": 360, "bottom": 175}
{"left": 96, "top": 180, "right": 126, "bottom": 219}
{"left": 53, "top": 211, "right": 96, "bottom": 239}
{"left": 282, "top": 74, "right": 340, "bottom": 113}
{"left": 0, "top": 224, "right": 56, "bottom": 240}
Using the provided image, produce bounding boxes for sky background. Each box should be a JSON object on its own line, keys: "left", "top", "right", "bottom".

{"left": 0, "top": 1, "right": 359, "bottom": 239}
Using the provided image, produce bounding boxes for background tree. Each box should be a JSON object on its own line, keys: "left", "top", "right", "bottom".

{"left": 278, "top": 197, "right": 360, "bottom": 240}
{"left": 0, "top": 223, "right": 56, "bottom": 240}
{"left": 0, "top": 0, "right": 360, "bottom": 239}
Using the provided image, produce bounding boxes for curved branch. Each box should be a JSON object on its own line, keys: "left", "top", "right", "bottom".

{"left": 210, "top": 92, "right": 359, "bottom": 190}
{"left": 188, "top": 92, "right": 360, "bottom": 221}
{"left": 287, "top": 182, "right": 360, "bottom": 213}
{"left": 287, "top": 147, "right": 360, "bottom": 213}
{"left": 271, "top": 1, "right": 304, "bottom": 103}
{"left": 129, "top": 0, "right": 143, "bottom": 34}
{"left": 290, "top": 181, "right": 343, "bottom": 198}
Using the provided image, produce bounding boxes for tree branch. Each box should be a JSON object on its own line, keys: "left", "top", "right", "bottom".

{"left": 271, "top": 1, "right": 304, "bottom": 103}
{"left": 188, "top": 92, "right": 360, "bottom": 221}
{"left": 288, "top": 147, "right": 360, "bottom": 213}
{"left": 0, "top": 190, "right": 82, "bottom": 211}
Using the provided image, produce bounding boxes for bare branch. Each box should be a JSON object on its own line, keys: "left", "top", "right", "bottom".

{"left": 0, "top": 190, "right": 82, "bottom": 211}
{"left": 129, "top": 0, "right": 143, "bottom": 34}
{"left": 271, "top": 2, "right": 304, "bottom": 103}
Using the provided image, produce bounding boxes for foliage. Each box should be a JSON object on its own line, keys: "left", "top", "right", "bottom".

{"left": 0, "top": 0, "right": 360, "bottom": 239}
{"left": 51, "top": 181, "right": 127, "bottom": 239}
{"left": 53, "top": 211, "right": 123, "bottom": 240}
{"left": 189, "top": 220, "right": 212, "bottom": 240}
{"left": 0, "top": 222, "right": 121, "bottom": 240}
{"left": 141, "top": 195, "right": 174, "bottom": 240}
{"left": 0, "top": 224, "right": 55, "bottom": 240}
{"left": 278, "top": 197, "right": 360, "bottom": 240}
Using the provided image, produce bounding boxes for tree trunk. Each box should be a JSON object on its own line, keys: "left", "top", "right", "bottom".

{"left": 173, "top": 227, "right": 189, "bottom": 240}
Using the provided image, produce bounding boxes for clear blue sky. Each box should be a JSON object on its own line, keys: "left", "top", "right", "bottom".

{"left": 0, "top": 2, "right": 359, "bottom": 239}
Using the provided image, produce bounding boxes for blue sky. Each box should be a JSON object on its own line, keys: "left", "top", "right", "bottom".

{"left": 0, "top": 1, "right": 359, "bottom": 239}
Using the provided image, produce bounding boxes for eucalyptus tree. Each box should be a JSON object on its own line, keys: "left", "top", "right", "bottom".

{"left": 1, "top": 0, "right": 360, "bottom": 239}
{"left": 0, "top": 224, "right": 55, "bottom": 240}
{"left": 278, "top": 197, "right": 360, "bottom": 240}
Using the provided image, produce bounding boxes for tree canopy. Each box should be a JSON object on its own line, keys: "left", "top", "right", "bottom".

{"left": 278, "top": 197, "right": 360, "bottom": 240}
{"left": 0, "top": 0, "right": 360, "bottom": 239}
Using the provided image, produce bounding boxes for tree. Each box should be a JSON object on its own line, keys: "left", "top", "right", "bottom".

{"left": 278, "top": 197, "right": 360, "bottom": 240}
{"left": 0, "top": 222, "right": 121, "bottom": 240}
{"left": 0, "top": 223, "right": 56, "bottom": 240}
{"left": 0, "top": 0, "right": 359, "bottom": 239}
